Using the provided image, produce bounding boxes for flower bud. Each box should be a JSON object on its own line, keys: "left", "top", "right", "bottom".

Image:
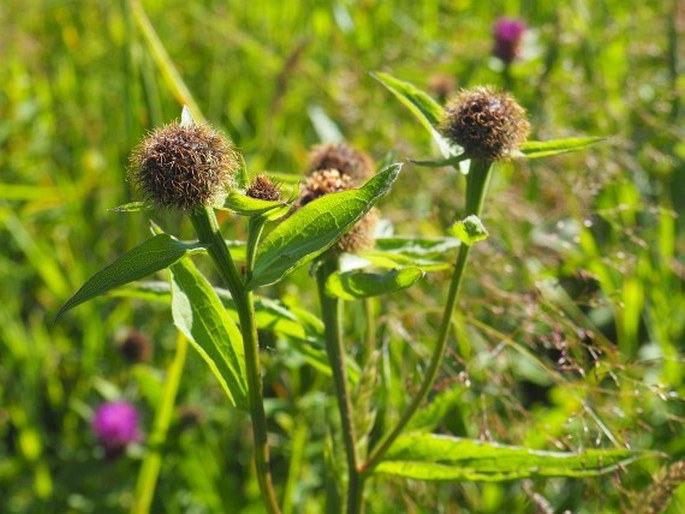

{"left": 492, "top": 17, "right": 526, "bottom": 64}
{"left": 308, "top": 142, "right": 374, "bottom": 183}
{"left": 92, "top": 401, "right": 142, "bottom": 458}
{"left": 117, "top": 329, "right": 152, "bottom": 364}
{"left": 246, "top": 174, "right": 281, "bottom": 201}
{"left": 130, "top": 122, "right": 238, "bottom": 211}
{"left": 440, "top": 87, "right": 530, "bottom": 161}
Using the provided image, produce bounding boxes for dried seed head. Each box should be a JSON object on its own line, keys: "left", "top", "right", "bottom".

{"left": 130, "top": 123, "right": 238, "bottom": 211}
{"left": 440, "top": 87, "right": 530, "bottom": 161}
{"left": 246, "top": 174, "right": 281, "bottom": 201}
{"left": 308, "top": 142, "right": 374, "bottom": 182}
{"left": 336, "top": 207, "right": 379, "bottom": 254}
{"left": 296, "top": 168, "right": 353, "bottom": 208}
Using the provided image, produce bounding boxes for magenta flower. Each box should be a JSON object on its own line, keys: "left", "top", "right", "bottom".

{"left": 493, "top": 17, "right": 527, "bottom": 64}
{"left": 92, "top": 401, "right": 142, "bottom": 456}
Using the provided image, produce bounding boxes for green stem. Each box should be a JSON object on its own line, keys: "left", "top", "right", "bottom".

{"left": 282, "top": 422, "right": 308, "bottom": 514}
{"left": 132, "top": 332, "right": 188, "bottom": 514}
{"left": 316, "top": 253, "right": 363, "bottom": 514}
{"left": 362, "top": 298, "right": 377, "bottom": 366}
{"left": 361, "top": 159, "right": 493, "bottom": 474}
{"left": 189, "top": 207, "right": 281, "bottom": 514}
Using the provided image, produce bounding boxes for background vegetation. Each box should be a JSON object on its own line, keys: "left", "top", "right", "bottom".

{"left": 1, "top": 0, "right": 683, "bottom": 512}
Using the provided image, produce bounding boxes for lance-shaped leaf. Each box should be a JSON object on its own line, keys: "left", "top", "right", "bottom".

{"left": 375, "top": 237, "right": 461, "bottom": 259}
{"left": 325, "top": 268, "right": 424, "bottom": 301}
{"left": 110, "top": 281, "right": 324, "bottom": 341}
{"left": 375, "top": 433, "right": 652, "bottom": 481}
{"left": 516, "top": 137, "right": 606, "bottom": 159}
{"left": 372, "top": 72, "right": 459, "bottom": 158}
{"left": 170, "top": 257, "right": 248, "bottom": 409}
{"left": 361, "top": 236, "right": 460, "bottom": 272}
{"left": 56, "top": 234, "right": 201, "bottom": 320}
{"left": 247, "top": 163, "right": 402, "bottom": 289}
{"left": 224, "top": 189, "right": 290, "bottom": 220}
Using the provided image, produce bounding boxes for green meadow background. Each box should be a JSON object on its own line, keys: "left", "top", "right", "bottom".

{"left": 1, "top": 1, "right": 683, "bottom": 512}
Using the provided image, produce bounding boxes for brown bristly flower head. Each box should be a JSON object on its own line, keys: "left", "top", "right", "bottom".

{"left": 308, "top": 142, "right": 374, "bottom": 183}
{"left": 130, "top": 122, "right": 238, "bottom": 211}
{"left": 439, "top": 86, "right": 530, "bottom": 161}
{"left": 296, "top": 168, "right": 353, "bottom": 208}
{"left": 246, "top": 174, "right": 281, "bottom": 201}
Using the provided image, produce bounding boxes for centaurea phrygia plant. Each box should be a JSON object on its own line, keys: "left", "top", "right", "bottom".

{"left": 58, "top": 107, "right": 400, "bottom": 513}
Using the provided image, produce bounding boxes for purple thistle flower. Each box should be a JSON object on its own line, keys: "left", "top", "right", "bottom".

{"left": 92, "top": 401, "right": 142, "bottom": 457}
{"left": 493, "top": 17, "right": 527, "bottom": 64}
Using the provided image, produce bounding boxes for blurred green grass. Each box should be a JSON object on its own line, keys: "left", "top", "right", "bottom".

{"left": 1, "top": 1, "right": 683, "bottom": 512}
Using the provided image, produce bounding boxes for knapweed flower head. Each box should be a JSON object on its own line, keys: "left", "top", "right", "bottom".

{"left": 297, "top": 168, "right": 353, "bottom": 208}
{"left": 130, "top": 122, "right": 239, "bottom": 211}
{"left": 492, "top": 17, "right": 527, "bottom": 64}
{"left": 307, "top": 142, "right": 374, "bottom": 182}
{"left": 440, "top": 87, "right": 530, "bottom": 161}
{"left": 246, "top": 174, "right": 281, "bottom": 201}
{"left": 297, "top": 142, "right": 379, "bottom": 253}
{"left": 92, "top": 401, "right": 142, "bottom": 457}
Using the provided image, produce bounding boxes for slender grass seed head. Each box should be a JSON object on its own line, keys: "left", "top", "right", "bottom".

{"left": 308, "top": 142, "right": 374, "bottom": 182}
{"left": 440, "top": 87, "right": 530, "bottom": 161}
{"left": 246, "top": 173, "right": 281, "bottom": 201}
{"left": 130, "top": 122, "right": 239, "bottom": 211}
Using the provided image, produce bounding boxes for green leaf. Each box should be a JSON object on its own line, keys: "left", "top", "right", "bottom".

{"left": 170, "top": 258, "right": 248, "bottom": 409}
{"left": 408, "top": 388, "right": 465, "bottom": 432}
{"left": 109, "top": 201, "right": 153, "bottom": 213}
{"left": 361, "top": 252, "right": 452, "bottom": 272}
{"left": 247, "top": 163, "right": 402, "bottom": 289}
{"left": 325, "top": 268, "right": 424, "bottom": 300}
{"left": 56, "top": 234, "right": 200, "bottom": 320}
{"left": 372, "top": 72, "right": 459, "bottom": 158}
{"left": 516, "top": 137, "right": 606, "bottom": 159}
{"left": 375, "top": 433, "right": 651, "bottom": 481}
{"left": 361, "top": 236, "right": 461, "bottom": 272}
{"left": 111, "top": 281, "right": 323, "bottom": 341}
{"left": 449, "top": 215, "right": 489, "bottom": 245}
{"left": 374, "top": 237, "right": 461, "bottom": 259}
{"left": 224, "top": 189, "right": 289, "bottom": 219}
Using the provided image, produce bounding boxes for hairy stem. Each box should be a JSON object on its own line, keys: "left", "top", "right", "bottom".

{"left": 316, "top": 253, "right": 363, "bottom": 514}
{"left": 361, "top": 159, "right": 493, "bottom": 474}
{"left": 190, "top": 207, "right": 281, "bottom": 514}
